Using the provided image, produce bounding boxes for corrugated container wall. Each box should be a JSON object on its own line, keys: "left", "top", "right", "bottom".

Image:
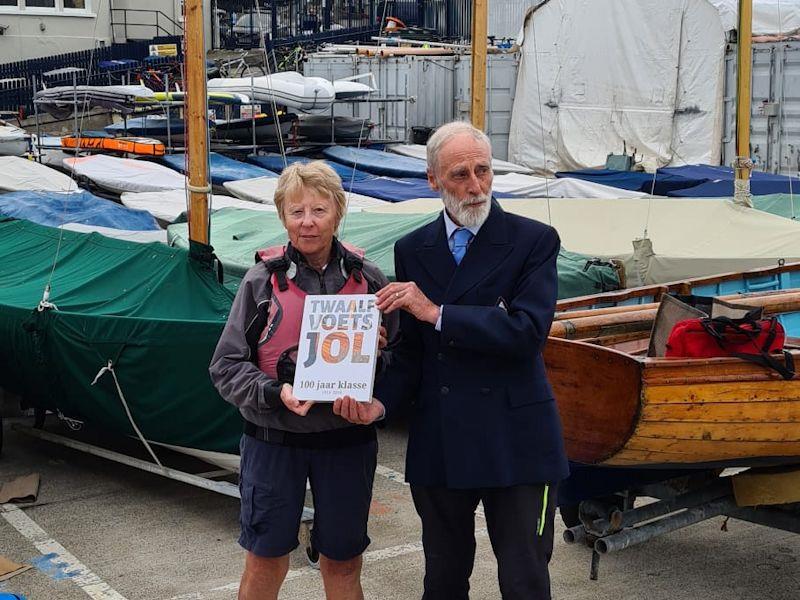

{"left": 303, "top": 53, "right": 519, "bottom": 159}
{"left": 419, "top": 0, "right": 543, "bottom": 41}
{"left": 723, "top": 40, "right": 800, "bottom": 174}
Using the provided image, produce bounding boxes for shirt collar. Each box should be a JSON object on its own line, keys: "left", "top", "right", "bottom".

{"left": 442, "top": 209, "right": 482, "bottom": 240}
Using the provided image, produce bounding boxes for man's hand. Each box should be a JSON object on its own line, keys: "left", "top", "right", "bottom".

{"left": 376, "top": 282, "right": 438, "bottom": 324}
{"left": 280, "top": 383, "right": 314, "bottom": 416}
{"left": 333, "top": 396, "right": 385, "bottom": 425}
{"left": 378, "top": 325, "right": 388, "bottom": 356}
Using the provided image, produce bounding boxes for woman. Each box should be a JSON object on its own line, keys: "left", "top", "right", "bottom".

{"left": 209, "top": 161, "right": 394, "bottom": 600}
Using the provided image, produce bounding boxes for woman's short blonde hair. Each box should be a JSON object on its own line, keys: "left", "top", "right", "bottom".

{"left": 273, "top": 161, "right": 347, "bottom": 226}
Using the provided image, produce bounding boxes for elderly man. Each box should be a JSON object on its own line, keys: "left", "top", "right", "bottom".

{"left": 335, "top": 121, "right": 568, "bottom": 599}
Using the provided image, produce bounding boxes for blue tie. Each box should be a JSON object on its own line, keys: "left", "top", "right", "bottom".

{"left": 451, "top": 228, "right": 473, "bottom": 265}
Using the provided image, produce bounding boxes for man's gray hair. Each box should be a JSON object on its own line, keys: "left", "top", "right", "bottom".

{"left": 426, "top": 121, "right": 492, "bottom": 176}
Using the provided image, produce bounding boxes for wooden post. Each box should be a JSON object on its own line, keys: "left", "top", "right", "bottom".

{"left": 470, "top": 0, "right": 487, "bottom": 131}
{"left": 184, "top": 0, "right": 210, "bottom": 245}
{"left": 734, "top": 0, "right": 753, "bottom": 207}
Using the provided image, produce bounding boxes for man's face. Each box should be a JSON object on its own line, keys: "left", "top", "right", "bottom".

{"left": 428, "top": 133, "right": 493, "bottom": 228}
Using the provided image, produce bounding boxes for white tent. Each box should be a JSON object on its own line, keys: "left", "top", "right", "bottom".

{"left": 363, "top": 197, "right": 800, "bottom": 286}
{"left": 121, "top": 190, "right": 277, "bottom": 223}
{"left": 63, "top": 155, "right": 186, "bottom": 195}
{"left": 508, "top": 0, "right": 726, "bottom": 173}
{"left": 0, "top": 156, "right": 78, "bottom": 192}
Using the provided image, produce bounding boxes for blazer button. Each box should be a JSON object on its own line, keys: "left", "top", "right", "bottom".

{"left": 440, "top": 386, "right": 449, "bottom": 395}
{"left": 437, "top": 353, "right": 444, "bottom": 361}
{"left": 480, "top": 388, "right": 490, "bottom": 396}
{"left": 448, "top": 340, "right": 455, "bottom": 347}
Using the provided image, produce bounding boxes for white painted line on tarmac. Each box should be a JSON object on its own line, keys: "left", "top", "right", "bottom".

{"left": 374, "top": 463, "right": 485, "bottom": 518}
{"left": 1, "top": 502, "right": 128, "bottom": 600}
{"left": 169, "top": 528, "right": 490, "bottom": 600}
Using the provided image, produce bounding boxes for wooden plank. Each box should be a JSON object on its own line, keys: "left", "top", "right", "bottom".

{"left": 633, "top": 421, "right": 800, "bottom": 443}
{"left": 470, "top": 0, "right": 487, "bottom": 130}
{"left": 613, "top": 436, "right": 800, "bottom": 463}
{"left": 641, "top": 400, "right": 800, "bottom": 423}
{"left": 733, "top": 467, "right": 800, "bottom": 506}
{"left": 644, "top": 381, "right": 800, "bottom": 404}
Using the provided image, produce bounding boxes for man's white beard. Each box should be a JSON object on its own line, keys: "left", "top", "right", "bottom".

{"left": 441, "top": 188, "right": 492, "bottom": 229}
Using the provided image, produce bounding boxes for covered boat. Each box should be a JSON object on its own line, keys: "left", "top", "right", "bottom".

{"left": 0, "top": 121, "right": 30, "bottom": 156}
{"left": 0, "top": 190, "right": 160, "bottom": 231}
{"left": 322, "top": 145, "right": 428, "bottom": 178}
{"left": 63, "top": 155, "right": 186, "bottom": 195}
{"left": 159, "top": 152, "right": 277, "bottom": 186}
{"left": 388, "top": 143, "right": 535, "bottom": 176}
{"left": 207, "top": 72, "right": 335, "bottom": 112}
{"left": 121, "top": 189, "right": 277, "bottom": 223}
{"left": 213, "top": 112, "right": 296, "bottom": 143}
{"left": 0, "top": 156, "right": 78, "bottom": 192}
{"left": 35, "top": 85, "right": 155, "bottom": 119}
{"left": 167, "top": 206, "right": 623, "bottom": 297}
{"left": 363, "top": 197, "right": 800, "bottom": 285}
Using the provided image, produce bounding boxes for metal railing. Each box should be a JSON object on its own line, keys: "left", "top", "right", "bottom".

{"left": 0, "top": 37, "right": 182, "bottom": 117}
{"left": 212, "top": 0, "right": 420, "bottom": 49}
{"left": 111, "top": 9, "right": 185, "bottom": 44}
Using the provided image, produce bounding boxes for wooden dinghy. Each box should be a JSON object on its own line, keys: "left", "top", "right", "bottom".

{"left": 61, "top": 135, "right": 165, "bottom": 156}
{"left": 545, "top": 337, "right": 800, "bottom": 468}
{"left": 546, "top": 282, "right": 800, "bottom": 469}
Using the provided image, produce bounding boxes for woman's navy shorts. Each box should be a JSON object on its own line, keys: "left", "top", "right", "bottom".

{"left": 238, "top": 433, "right": 378, "bottom": 560}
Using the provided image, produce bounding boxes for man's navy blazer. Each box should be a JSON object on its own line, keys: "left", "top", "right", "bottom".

{"left": 374, "top": 201, "right": 570, "bottom": 489}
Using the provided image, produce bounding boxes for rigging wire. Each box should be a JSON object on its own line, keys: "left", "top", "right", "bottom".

{"left": 254, "top": 0, "right": 288, "bottom": 167}
{"left": 42, "top": 0, "right": 107, "bottom": 304}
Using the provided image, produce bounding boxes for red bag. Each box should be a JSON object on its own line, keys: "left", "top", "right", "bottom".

{"left": 665, "top": 315, "right": 795, "bottom": 379}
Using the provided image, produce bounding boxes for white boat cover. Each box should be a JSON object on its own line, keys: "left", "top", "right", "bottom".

{"left": 59, "top": 223, "right": 168, "bottom": 244}
{"left": 121, "top": 190, "right": 277, "bottom": 223}
{"left": 363, "top": 197, "right": 800, "bottom": 286}
{"left": 388, "top": 143, "right": 535, "bottom": 175}
{"left": 492, "top": 173, "right": 647, "bottom": 198}
{"left": 63, "top": 155, "right": 186, "bottom": 194}
{"left": 35, "top": 84, "right": 155, "bottom": 119}
{"left": 208, "top": 72, "right": 335, "bottom": 112}
{"left": 0, "top": 124, "right": 30, "bottom": 156}
{"left": 711, "top": 0, "right": 800, "bottom": 35}
{"left": 508, "top": 0, "right": 726, "bottom": 173}
{"left": 0, "top": 124, "right": 25, "bottom": 142}
{"left": 223, "top": 176, "right": 381, "bottom": 209}
{"left": 332, "top": 79, "right": 373, "bottom": 99}
{"left": 0, "top": 156, "right": 78, "bottom": 192}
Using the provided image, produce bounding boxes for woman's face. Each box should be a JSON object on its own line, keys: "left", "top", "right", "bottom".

{"left": 283, "top": 186, "right": 339, "bottom": 261}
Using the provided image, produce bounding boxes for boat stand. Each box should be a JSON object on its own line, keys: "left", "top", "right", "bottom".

{"left": 563, "top": 471, "right": 800, "bottom": 581}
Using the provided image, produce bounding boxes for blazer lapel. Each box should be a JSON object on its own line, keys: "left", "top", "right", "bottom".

{"left": 444, "top": 201, "right": 513, "bottom": 303}
{"left": 415, "top": 213, "right": 456, "bottom": 297}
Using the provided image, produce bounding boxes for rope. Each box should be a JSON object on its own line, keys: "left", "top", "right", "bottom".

{"left": 91, "top": 360, "right": 163, "bottom": 467}
{"left": 253, "top": 0, "right": 288, "bottom": 167}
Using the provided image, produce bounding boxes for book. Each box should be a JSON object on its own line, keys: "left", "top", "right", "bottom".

{"left": 293, "top": 294, "right": 380, "bottom": 402}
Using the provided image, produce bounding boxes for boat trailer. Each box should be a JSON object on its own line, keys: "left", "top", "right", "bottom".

{"left": 563, "top": 469, "right": 800, "bottom": 580}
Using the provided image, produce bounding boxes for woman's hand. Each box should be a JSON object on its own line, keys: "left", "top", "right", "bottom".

{"left": 333, "top": 395, "right": 385, "bottom": 425}
{"left": 280, "top": 383, "right": 314, "bottom": 417}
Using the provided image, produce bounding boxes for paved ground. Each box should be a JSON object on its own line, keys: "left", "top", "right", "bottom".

{"left": 0, "top": 416, "right": 798, "bottom": 600}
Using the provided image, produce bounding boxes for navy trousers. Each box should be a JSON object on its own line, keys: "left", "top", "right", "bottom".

{"left": 411, "top": 483, "right": 557, "bottom": 600}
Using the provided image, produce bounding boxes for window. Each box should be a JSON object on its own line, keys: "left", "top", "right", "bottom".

{"left": 0, "top": 0, "right": 91, "bottom": 11}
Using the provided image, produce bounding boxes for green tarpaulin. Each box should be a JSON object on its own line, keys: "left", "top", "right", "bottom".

{"left": 0, "top": 217, "right": 243, "bottom": 453}
{"left": 167, "top": 207, "right": 622, "bottom": 299}
{"left": 752, "top": 194, "right": 800, "bottom": 220}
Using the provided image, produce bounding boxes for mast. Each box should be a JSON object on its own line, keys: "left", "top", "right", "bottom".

{"left": 734, "top": 0, "right": 753, "bottom": 207}
{"left": 470, "top": 0, "right": 487, "bottom": 131}
{"left": 184, "top": 0, "right": 211, "bottom": 246}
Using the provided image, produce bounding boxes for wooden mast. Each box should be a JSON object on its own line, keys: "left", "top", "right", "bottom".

{"left": 470, "top": 0, "right": 487, "bottom": 130}
{"left": 184, "top": 0, "right": 211, "bottom": 245}
{"left": 733, "top": 0, "right": 753, "bottom": 207}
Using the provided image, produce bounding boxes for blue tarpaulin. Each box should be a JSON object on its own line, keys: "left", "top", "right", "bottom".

{"left": 555, "top": 168, "right": 704, "bottom": 195}
{"left": 0, "top": 190, "right": 160, "bottom": 230}
{"left": 322, "top": 146, "right": 428, "bottom": 178}
{"left": 662, "top": 164, "right": 800, "bottom": 197}
{"left": 247, "top": 154, "right": 523, "bottom": 201}
{"left": 161, "top": 153, "right": 278, "bottom": 185}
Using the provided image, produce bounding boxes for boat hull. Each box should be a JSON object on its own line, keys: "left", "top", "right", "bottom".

{"left": 545, "top": 337, "right": 800, "bottom": 467}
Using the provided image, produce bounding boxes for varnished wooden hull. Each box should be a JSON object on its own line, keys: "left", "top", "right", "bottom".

{"left": 545, "top": 337, "right": 800, "bottom": 467}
